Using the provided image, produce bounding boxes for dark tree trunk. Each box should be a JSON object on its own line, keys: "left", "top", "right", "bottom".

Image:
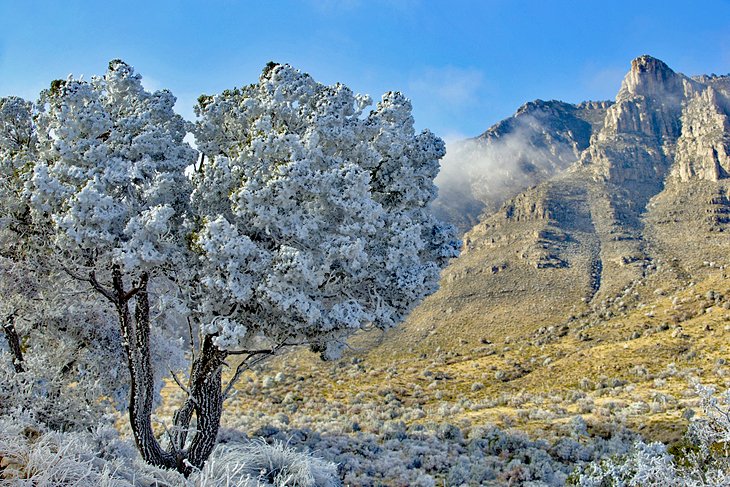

{"left": 170, "top": 335, "right": 227, "bottom": 474}
{"left": 93, "top": 265, "right": 228, "bottom": 475}
{"left": 2, "top": 314, "right": 24, "bottom": 373}
{"left": 111, "top": 267, "right": 177, "bottom": 469}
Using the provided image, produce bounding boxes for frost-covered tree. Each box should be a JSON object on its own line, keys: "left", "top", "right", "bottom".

{"left": 8, "top": 59, "right": 458, "bottom": 475}
{"left": 0, "top": 96, "right": 129, "bottom": 433}
{"left": 0, "top": 96, "right": 37, "bottom": 372}
{"left": 191, "top": 63, "right": 458, "bottom": 359}
{"left": 172, "top": 63, "right": 459, "bottom": 472}
{"left": 26, "top": 61, "right": 197, "bottom": 471}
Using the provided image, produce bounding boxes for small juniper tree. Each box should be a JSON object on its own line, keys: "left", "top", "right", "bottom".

{"left": 15, "top": 60, "right": 458, "bottom": 474}
{"left": 0, "top": 96, "right": 128, "bottom": 433}
{"left": 27, "top": 61, "right": 197, "bottom": 471}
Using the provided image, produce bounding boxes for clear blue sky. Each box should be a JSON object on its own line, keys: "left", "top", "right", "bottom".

{"left": 2, "top": 0, "right": 729, "bottom": 139}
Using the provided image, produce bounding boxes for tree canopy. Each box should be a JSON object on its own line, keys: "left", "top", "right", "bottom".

{"left": 0, "top": 60, "right": 459, "bottom": 473}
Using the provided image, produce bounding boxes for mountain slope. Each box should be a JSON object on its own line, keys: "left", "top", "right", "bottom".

{"left": 433, "top": 99, "right": 611, "bottom": 233}
{"left": 405, "top": 55, "right": 730, "bottom": 354}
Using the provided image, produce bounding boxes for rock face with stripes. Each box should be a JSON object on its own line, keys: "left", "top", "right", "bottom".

{"left": 396, "top": 55, "right": 730, "bottom": 352}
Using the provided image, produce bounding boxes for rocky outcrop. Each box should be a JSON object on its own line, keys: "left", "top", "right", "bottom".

{"left": 580, "top": 55, "right": 695, "bottom": 190}
{"left": 673, "top": 87, "right": 730, "bottom": 181}
{"left": 617, "top": 55, "right": 694, "bottom": 101}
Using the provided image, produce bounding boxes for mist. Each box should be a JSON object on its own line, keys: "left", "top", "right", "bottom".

{"left": 433, "top": 111, "right": 589, "bottom": 233}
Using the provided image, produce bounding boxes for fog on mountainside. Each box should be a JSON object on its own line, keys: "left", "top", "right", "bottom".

{"left": 433, "top": 100, "right": 611, "bottom": 233}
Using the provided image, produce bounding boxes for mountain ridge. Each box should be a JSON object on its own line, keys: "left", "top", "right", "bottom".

{"left": 375, "top": 54, "right": 730, "bottom": 366}
{"left": 231, "top": 56, "right": 730, "bottom": 457}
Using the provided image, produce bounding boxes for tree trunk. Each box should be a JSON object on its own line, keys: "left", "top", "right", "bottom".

{"left": 102, "top": 265, "right": 227, "bottom": 475}
{"left": 112, "top": 267, "right": 177, "bottom": 469}
{"left": 2, "top": 314, "right": 24, "bottom": 373}
{"left": 170, "top": 335, "right": 227, "bottom": 474}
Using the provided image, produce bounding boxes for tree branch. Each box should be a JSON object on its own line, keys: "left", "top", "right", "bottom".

{"left": 169, "top": 368, "right": 194, "bottom": 401}
{"left": 119, "top": 271, "right": 148, "bottom": 302}
{"left": 60, "top": 264, "right": 118, "bottom": 303}
{"left": 225, "top": 347, "right": 278, "bottom": 356}
{"left": 187, "top": 316, "right": 196, "bottom": 365}
{"left": 89, "top": 270, "right": 118, "bottom": 303}
{"left": 222, "top": 343, "right": 288, "bottom": 400}
{"left": 222, "top": 354, "right": 271, "bottom": 401}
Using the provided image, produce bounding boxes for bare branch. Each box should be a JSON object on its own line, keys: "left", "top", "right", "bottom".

{"left": 169, "top": 368, "right": 193, "bottom": 399}
{"left": 222, "top": 352, "right": 274, "bottom": 401}
{"left": 60, "top": 263, "right": 118, "bottom": 303}
{"left": 222, "top": 342, "right": 289, "bottom": 400}
{"left": 187, "top": 316, "right": 196, "bottom": 364}
{"left": 121, "top": 271, "right": 148, "bottom": 302}
{"left": 89, "top": 270, "right": 118, "bottom": 303}
{"left": 222, "top": 360, "right": 249, "bottom": 400}
{"left": 225, "top": 347, "right": 278, "bottom": 356}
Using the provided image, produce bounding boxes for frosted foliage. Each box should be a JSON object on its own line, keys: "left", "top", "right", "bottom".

{"left": 193, "top": 64, "right": 459, "bottom": 358}
{"left": 0, "top": 415, "right": 340, "bottom": 487}
{"left": 29, "top": 60, "right": 197, "bottom": 270}
{"left": 0, "top": 96, "right": 36, "bottom": 250}
{"left": 202, "top": 316, "right": 249, "bottom": 350}
{"left": 196, "top": 439, "right": 340, "bottom": 487}
{"left": 0, "top": 257, "right": 129, "bottom": 429}
{"left": 578, "top": 384, "right": 730, "bottom": 486}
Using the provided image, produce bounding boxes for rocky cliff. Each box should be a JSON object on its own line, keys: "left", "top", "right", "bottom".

{"left": 395, "top": 55, "right": 730, "bottom": 351}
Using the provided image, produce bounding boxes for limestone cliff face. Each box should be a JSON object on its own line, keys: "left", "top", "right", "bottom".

{"left": 581, "top": 56, "right": 698, "bottom": 188}
{"left": 673, "top": 87, "right": 730, "bottom": 182}
{"left": 405, "top": 56, "right": 730, "bottom": 350}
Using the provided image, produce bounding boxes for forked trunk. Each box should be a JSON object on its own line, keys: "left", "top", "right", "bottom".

{"left": 112, "top": 268, "right": 177, "bottom": 469}
{"left": 106, "top": 266, "right": 227, "bottom": 475}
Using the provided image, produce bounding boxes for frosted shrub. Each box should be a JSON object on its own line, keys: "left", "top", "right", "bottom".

{"left": 575, "top": 384, "right": 730, "bottom": 486}
{"left": 0, "top": 415, "right": 340, "bottom": 487}
{"left": 193, "top": 440, "right": 339, "bottom": 487}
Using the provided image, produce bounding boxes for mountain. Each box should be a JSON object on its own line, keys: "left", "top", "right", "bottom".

{"left": 414, "top": 55, "right": 730, "bottom": 351}
{"left": 351, "top": 55, "right": 730, "bottom": 434}
{"left": 433, "top": 98, "right": 612, "bottom": 233}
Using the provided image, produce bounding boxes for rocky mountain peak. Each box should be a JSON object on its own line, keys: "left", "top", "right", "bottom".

{"left": 618, "top": 55, "right": 685, "bottom": 100}
{"left": 433, "top": 99, "right": 611, "bottom": 233}
{"left": 673, "top": 86, "right": 730, "bottom": 181}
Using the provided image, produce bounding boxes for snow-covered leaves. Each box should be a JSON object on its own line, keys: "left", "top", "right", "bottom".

{"left": 1, "top": 59, "right": 458, "bottom": 473}
{"left": 29, "top": 61, "right": 197, "bottom": 271}
{"left": 192, "top": 64, "right": 459, "bottom": 358}
{"left": 577, "top": 383, "right": 730, "bottom": 486}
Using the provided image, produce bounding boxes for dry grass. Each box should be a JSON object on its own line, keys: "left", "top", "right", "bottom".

{"left": 209, "top": 268, "right": 729, "bottom": 449}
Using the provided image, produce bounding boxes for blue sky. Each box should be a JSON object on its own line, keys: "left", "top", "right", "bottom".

{"left": 1, "top": 0, "right": 729, "bottom": 139}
